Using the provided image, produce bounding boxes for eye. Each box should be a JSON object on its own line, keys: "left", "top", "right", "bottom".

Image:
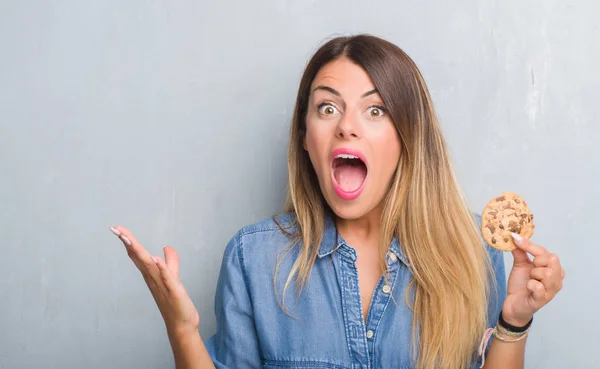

{"left": 367, "top": 105, "right": 387, "bottom": 118}
{"left": 318, "top": 103, "right": 339, "bottom": 116}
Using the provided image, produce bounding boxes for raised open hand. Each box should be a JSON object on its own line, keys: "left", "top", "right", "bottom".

{"left": 110, "top": 226, "right": 200, "bottom": 337}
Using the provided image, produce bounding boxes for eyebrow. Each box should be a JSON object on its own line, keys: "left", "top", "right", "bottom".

{"left": 312, "top": 85, "right": 379, "bottom": 98}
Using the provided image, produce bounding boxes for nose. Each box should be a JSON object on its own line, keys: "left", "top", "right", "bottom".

{"left": 335, "top": 113, "right": 360, "bottom": 140}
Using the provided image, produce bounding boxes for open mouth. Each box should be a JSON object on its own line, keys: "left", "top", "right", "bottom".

{"left": 331, "top": 149, "right": 368, "bottom": 200}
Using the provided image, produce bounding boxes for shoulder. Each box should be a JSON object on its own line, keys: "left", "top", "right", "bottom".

{"left": 235, "top": 212, "right": 298, "bottom": 238}
{"left": 214, "top": 212, "right": 301, "bottom": 299}
{"left": 232, "top": 212, "right": 298, "bottom": 252}
{"left": 222, "top": 212, "right": 299, "bottom": 269}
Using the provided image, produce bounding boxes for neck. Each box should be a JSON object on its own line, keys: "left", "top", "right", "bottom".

{"left": 334, "top": 205, "right": 383, "bottom": 248}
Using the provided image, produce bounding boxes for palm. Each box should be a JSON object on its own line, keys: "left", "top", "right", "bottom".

{"left": 160, "top": 271, "right": 200, "bottom": 330}
{"left": 111, "top": 226, "right": 201, "bottom": 334}
{"left": 503, "top": 253, "right": 535, "bottom": 324}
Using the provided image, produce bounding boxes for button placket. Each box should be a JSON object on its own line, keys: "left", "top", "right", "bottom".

{"left": 335, "top": 245, "right": 371, "bottom": 368}
{"left": 364, "top": 264, "right": 400, "bottom": 367}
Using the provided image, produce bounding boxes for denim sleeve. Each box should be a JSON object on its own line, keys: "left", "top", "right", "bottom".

{"left": 203, "top": 231, "right": 261, "bottom": 368}
{"left": 486, "top": 244, "right": 507, "bottom": 329}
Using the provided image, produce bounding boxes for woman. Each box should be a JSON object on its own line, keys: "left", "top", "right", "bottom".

{"left": 110, "top": 35, "right": 564, "bottom": 369}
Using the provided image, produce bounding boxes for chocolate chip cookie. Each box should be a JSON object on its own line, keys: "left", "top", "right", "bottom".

{"left": 481, "top": 192, "right": 535, "bottom": 251}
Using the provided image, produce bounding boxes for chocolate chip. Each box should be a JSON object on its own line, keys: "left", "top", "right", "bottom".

{"left": 508, "top": 220, "right": 520, "bottom": 233}
{"left": 486, "top": 225, "right": 496, "bottom": 233}
{"left": 514, "top": 198, "right": 521, "bottom": 204}
{"left": 508, "top": 221, "right": 523, "bottom": 233}
{"left": 496, "top": 196, "right": 506, "bottom": 202}
{"left": 491, "top": 237, "right": 496, "bottom": 244}
{"left": 499, "top": 224, "right": 505, "bottom": 230}
{"left": 504, "top": 237, "right": 509, "bottom": 242}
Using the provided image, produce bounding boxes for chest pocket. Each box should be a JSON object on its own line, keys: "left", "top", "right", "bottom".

{"left": 262, "top": 360, "right": 352, "bottom": 369}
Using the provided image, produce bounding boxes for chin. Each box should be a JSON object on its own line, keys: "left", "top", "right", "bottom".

{"left": 323, "top": 192, "right": 378, "bottom": 221}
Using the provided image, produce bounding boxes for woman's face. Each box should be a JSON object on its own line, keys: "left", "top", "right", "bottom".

{"left": 304, "top": 57, "right": 401, "bottom": 220}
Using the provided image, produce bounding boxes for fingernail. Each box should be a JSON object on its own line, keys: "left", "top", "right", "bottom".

{"left": 511, "top": 232, "right": 523, "bottom": 245}
{"left": 151, "top": 256, "right": 158, "bottom": 264}
{"left": 109, "top": 227, "right": 121, "bottom": 236}
{"left": 120, "top": 235, "right": 131, "bottom": 246}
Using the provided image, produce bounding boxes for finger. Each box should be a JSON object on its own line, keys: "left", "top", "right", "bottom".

{"left": 512, "top": 233, "right": 548, "bottom": 257}
{"left": 163, "top": 246, "right": 180, "bottom": 280}
{"left": 112, "top": 225, "right": 155, "bottom": 265}
{"left": 549, "top": 253, "right": 565, "bottom": 279}
{"left": 109, "top": 227, "right": 122, "bottom": 237}
{"left": 511, "top": 248, "right": 532, "bottom": 265}
{"left": 153, "top": 255, "right": 179, "bottom": 293}
{"left": 532, "top": 253, "right": 552, "bottom": 267}
{"left": 548, "top": 253, "right": 562, "bottom": 270}
{"left": 110, "top": 226, "right": 141, "bottom": 262}
{"left": 532, "top": 264, "right": 564, "bottom": 294}
{"left": 110, "top": 226, "right": 158, "bottom": 278}
{"left": 527, "top": 279, "right": 547, "bottom": 307}
{"left": 548, "top": 253, "right": 564, "bottom": 284}
{"left": 530, "top": 267, "right": 553, "bottom": 283}
{"left": 548, "top": 254, "right": 565, "bottom": 290}
{"left": 539, "top": 253, "right": 564, "bottom": 282}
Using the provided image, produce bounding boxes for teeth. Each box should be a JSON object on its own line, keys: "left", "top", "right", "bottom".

{"left": 335, "top": 154, "right": 359, "bottom": 159}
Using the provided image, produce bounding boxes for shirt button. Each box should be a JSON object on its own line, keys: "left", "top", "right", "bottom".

{"left": 366, "top": 330, "right": 374, "bottom": 339}
{"left": 382, "top": 285, "right": 391, "bottom": 294}
{"left": 389, "top": 253, "right": 397, "bottom": 262}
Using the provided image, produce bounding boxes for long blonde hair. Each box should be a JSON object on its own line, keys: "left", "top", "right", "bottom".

{"left": 276, "top": 34, "right": 493, "bottom": 369}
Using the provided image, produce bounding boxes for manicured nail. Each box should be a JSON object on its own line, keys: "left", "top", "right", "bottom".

{"left": 109, "top": 227, "right": 121, "bottom": 236}
{"left": 511, "top": 232, "right": 523, "bottom": 245}
{"left": 120, "top": 235, "right": 132, "bottom": 246}
{"left": 151, "top": 256, "right": 158, "bottom": 264}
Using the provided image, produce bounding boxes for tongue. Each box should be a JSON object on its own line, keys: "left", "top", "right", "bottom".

{"left": 333, "top": 163, "right": 367, "bottom": 192}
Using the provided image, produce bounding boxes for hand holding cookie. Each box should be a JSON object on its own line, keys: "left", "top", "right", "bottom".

{"left": 502, "top": 233, "right": 565, "bottom": 326}
{"left": 482, "top": 192, "right": 565, "bottom": 326}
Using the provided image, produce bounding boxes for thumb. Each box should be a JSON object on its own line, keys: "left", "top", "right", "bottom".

{"left": 163, "top": 246, "right": 180, "bottom": 280}
{"left": 511, "top": 247, "right": 531, "bottom": 265}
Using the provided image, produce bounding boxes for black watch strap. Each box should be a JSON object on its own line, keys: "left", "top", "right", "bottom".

{"left": 498, "top": 310, "right": 533, "bottom": 333}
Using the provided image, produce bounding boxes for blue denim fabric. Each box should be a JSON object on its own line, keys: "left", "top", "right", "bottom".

{"left": 204, "top": 212, "right": 506, "bottom": 369}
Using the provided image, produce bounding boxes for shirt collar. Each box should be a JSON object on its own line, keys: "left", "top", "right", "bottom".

{"left": 316, "top": 213, "right": 411, "bottom": 268}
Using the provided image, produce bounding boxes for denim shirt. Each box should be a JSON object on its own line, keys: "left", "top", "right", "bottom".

{"left": 204, "top": 212, "right": 506, "bottom": 369}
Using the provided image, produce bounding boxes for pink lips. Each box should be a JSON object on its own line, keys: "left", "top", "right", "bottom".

{"left": 330, "top": 148, "right": 368, "bottom": 200}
